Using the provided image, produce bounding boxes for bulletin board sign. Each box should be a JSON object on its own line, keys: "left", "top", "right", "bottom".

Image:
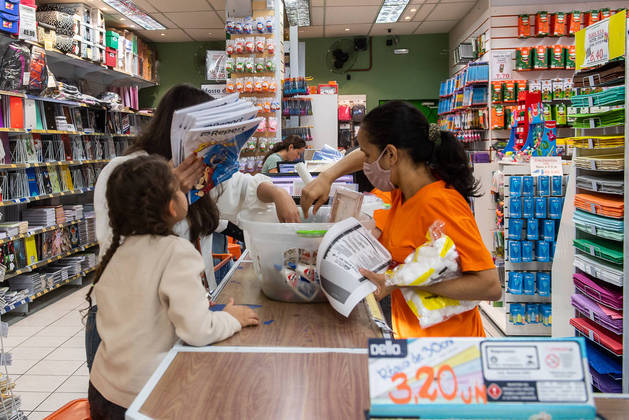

{"left": 368, "top": 337, "right": 596, "bottom": 419}
{"left": 576, "top": 10, "right": 626, "bottom": 70}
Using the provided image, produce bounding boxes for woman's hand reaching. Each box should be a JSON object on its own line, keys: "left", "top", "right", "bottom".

{"left": 172, "top": 154, "right": 205, "bottom": 193}
{"left": 272, "top": 188, "right": 301, "bottom": 223}
{"left": 359, "top": 268, "right": 395, "bottom": 301}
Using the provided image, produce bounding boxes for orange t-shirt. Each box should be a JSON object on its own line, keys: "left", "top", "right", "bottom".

{"left": 374, "top": 181, "right": 495, "bottom": 338}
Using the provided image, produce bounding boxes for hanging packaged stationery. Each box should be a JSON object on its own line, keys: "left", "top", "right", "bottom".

{"left": 584, "top": 10, "right": 600, "bottom": 27}
{"left": 502, "top": 81, "right": 516, "bottom": 102}
{"left": 245, "top": 37, "right": 255, "bottom": 53}
{"left": 516, "top": 80, "right": 527, "bottom": 101}
{"left": 266, "top": 38, "right": 275, "bottom": 54}
{"left": 535, "top": 11, "right": 550, "bottom": 36}
{"left": 565, "top": 45, "right": 576, "bottom": 69}
{"left": 550, "top": 45, "right": 565, "bottom": 69}
{"left": 534, "top": 45, "right": 549, "bottom": 69}
{"left": 551, "top": 12, "right": 567, "bottom": 36}
{"left": 537, "top": 272, "right": 551, "bottom": 296}
{"left": 518, "top": 14, "right": 530, "bottom": 38}
{"left": 523, "top": 272, "right": 536, "bottom": 295}
{"left": 491, "top": 105, "right": 504, "bottom": 129}
{"left": 37, "top": 10, "right": 74, "bottom": 36}
{"left": 0, "top": 42, "right": 30, "bottom": 91}
{"left": 600, "top": 8, "right": 612, "bottom": 20}
{"left": 491, "top": 81, "right": 503, "bottom": 102}
{"left": 508, "top": 271, "right": 523, "bottom": 294}
{"left": 28, "top": 46, "right": 48, "bottom": 93}
{"left": 567, "top": 11, "right": 582, "bottom": 35}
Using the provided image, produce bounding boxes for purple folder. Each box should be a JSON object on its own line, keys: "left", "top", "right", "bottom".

{"left": 591, "top": 367, "right": 622, "bottom": 393}
{"left": 573, "top": 273, "right": 623, "bottom": 311}
{"left": 571, "top": 293, "right": 623, "bottom": 335}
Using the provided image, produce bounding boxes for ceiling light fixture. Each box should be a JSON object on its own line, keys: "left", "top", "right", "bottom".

{"left": 103, "top": 0, "right": 166, "bottom": 30}
{"left": 285, "top": 0, "right": 311, "bottom": 27}
{"left": 376, "top": 0, "right": 410, "bottom": 24}
{"left": 160, "top": 33, "right": 165, "bottom": 36}
{"left": 404, "top": 16, "right": 410, "bottom": 20}
{"left": 345, "top": 28, "right": 350, "bottom": 31}
{"left": 410, "top": 8, "right": 416, "bottom": 12}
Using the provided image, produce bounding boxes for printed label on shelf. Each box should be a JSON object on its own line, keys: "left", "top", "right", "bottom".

{"left": 589, "top": 226, "right": 597, "bottom": 235}
{"left": 18, "top": 5, "right": 37, "bottom": 42}
{"left": 530, "top": 156, "right": 562, "bottom": 176}
{"left": 590, "top": 203, "right": 596, "bottom": 213}
{"left": 591, "top": 181, "right": 597, "bottom": 191}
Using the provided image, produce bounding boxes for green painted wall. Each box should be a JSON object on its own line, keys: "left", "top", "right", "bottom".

{"left": 139, "top": 34, "right": 449, "bottom": 111}
{"left": 304, "top": 34, "right": 449, "bottom": 111}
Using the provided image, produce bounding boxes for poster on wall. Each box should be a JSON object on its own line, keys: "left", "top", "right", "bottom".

{"left": 206, "top": 50, "right": 227, "bottom": 81}
{"left": 491, "top": 51, "right": 513, "bottom": 80}
{"left": 201, "top": 84, "right": 227, "bottom": 98}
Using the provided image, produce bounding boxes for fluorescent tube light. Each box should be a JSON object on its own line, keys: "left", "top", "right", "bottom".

{"left": 103, "top": 0, "right": 166, "bottom": 30}
{"left": 285, "top": 0, "right": 311, "bottom": 27}
{"left": 376, "top": 0, "right": 410, "bottom": 24}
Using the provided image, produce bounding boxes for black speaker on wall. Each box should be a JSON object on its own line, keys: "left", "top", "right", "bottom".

{"left": 354, "top": 37, "right": 368, "bottom": 51}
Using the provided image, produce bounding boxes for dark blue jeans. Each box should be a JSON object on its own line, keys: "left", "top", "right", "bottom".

{"left": 85, "top": 305, "right": 101, "bottom": 372}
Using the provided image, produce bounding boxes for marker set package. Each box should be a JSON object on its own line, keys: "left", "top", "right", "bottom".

{"left": 384, "top": 221, "right": 478, "bottom": 328}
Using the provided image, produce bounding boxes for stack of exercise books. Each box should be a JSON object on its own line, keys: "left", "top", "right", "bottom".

{"left": 575, "top": 154, "right": 624, "bottom": 171}
{"left": 22, "top": 207, "right": 57, "bottom": 228}
{"left": 8, "top": 273, "right": 43, "bottom": 296}
{"left": 575, "top": 192, "right": 624, "bottom": 218}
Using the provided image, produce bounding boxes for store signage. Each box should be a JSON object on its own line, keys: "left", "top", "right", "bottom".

{"left": 491, "top": 51, "right": 513, "bottom": 80}
{"left": 18, "top": 5, "right": 37, "bottom": 42}
{"left": 368, "top": 338, "right": 596, "bottom": 419}
{"left": 206, "top": 50, "right": 227, "bottom": 81}
{"left": 530, "top": 156, "right": 563, "bottom": 176}
{"left": 201, "top": 84, "right": 227, "bottom": 98}
{"left": 576, "top": 10, "right": 626, "bottom": 70}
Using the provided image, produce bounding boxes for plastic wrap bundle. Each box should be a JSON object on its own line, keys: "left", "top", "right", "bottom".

{"left": 385, "top": 221, "right": 479, "bottom": 328}
{"left": 37, "top": 11, "right": 75, "bottom": 36}
{"left": 28, "top": 46, "right": 48, "bottom": 93}
{"left": 54, "top": 34, "right": 75, "bottom": 54}
{"left": 0, "top": 43, "right": 31, "bottom": 91}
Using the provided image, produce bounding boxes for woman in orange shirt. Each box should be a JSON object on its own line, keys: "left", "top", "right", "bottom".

{"left": 302, "top": 101, "right": 501, "bottom": 338}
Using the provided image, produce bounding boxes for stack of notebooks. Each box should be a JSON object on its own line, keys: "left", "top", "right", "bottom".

{"left": 574, "top": 209, "right": 624, "bottom": 241}
{"left": 575, "top": 154, "right": 624, "bottom": 171}
{"left": 572, "top": 107, "right": 625, "bottom": 129}
{"left": 22, "top": 208, "right": 57, "bottom": 228}
{"left": 573, "top": 238, "right": 623, "bottom": 265}
{"left": 570, "top": 86, "right": 625, "bottom": 107}
{"left": 576, "top": 174, "right": 623, "bottom": 195}
{"left": 63, "top": 205, "right": 83, "bottom": 221}
{"left": 571, "top": 293, "right": 623, "bottom": 335}
{"left": 574, "top": 192, "right": 624, "bottom": 218}
{"left": 80, "top": 253, "right": 97, "bottom": 271}
{"left": 0, "top": 289, "right": 28, "bottom": 308}
{"left": 79, "top": 217, "right": 96, "bottom": 245}
{"left": 0, "top": 223, "right": 22, "bottom": 238}
{"left": 574, "top": 253, "right": 623, "bottom": 287}
{"left": 574, "top": 273, "right": 623, "bottom": 311}
{"left": 573, "top": 60, "right": 625, "bottom": 88}
{"left": 8, "top": 273, "right": 44, "bottom": 296}
{"left": 572, "top": 135, "right": 625, "bottom": 149}
{"left": 586, "top": 341, "right": 622, "bottom": 393}
{"left": 41, "top": 268, "right": 64, "bottom": 286}
{"left": 570, "top": 317, "right": 622, "bottom": 356}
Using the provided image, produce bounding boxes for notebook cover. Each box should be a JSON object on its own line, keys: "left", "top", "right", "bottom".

{"left": 35, "top": 101, "right": 44, "bottom": 130}
{"left": 25, "top": 167, "right": 39, "bottom": 197}
{"left": 9, "top": 97, "right": 24, "bottom": 129}
{"left": 571, "top": 293, "right": 622, "bottom": 334}
{"left": 570, "top": 317, "right": 622, "bottom": 355}
{"left": 24, "top": 99, "right": 37, "bottom": 130}
{"left": 43, "top": 102, "right": 56, "bottom": 130}
{"left": 574, "top": 273, "right": 623, "bottom": 310}
{"left": 14, "top": 239, "right": 26, "bottom": 269}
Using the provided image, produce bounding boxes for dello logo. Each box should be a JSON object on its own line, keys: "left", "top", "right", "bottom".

{"left": 368, "top": 339, "right": 407, "bottom": 358}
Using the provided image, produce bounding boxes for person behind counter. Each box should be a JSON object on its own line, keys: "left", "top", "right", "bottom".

{"left": 261, "top": 135, "right": 307, "bottom": 174}
{"left": 301, "top": 101, "right": 501, "bottom": 338}
{"left": 87, "top": 84, "right": 300, "bottom": 371}
{"left": 87, "top": 155, "right": 259, "bottom": 420}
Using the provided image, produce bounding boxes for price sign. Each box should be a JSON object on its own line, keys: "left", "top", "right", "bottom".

{"left": 491, "top": 51, "right": 513, "bottom": 80}
{"left": 582, "top": 19, "right": 609, "bottom": 68}
{"left": 530, "top": 156, "right": 563, "bottom": 176}
{"left": 368, "top": 338, "right": 596, "bottom": 419}
{"left": 19, "top": 5, "right": 37, "bottom": 42}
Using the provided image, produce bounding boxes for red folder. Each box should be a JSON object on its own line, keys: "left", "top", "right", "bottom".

{"left": 9, "top": 97, "right": 24, "bottom": 129}
{"left": 570, "top": 317, "right": 622, "bottom": 355}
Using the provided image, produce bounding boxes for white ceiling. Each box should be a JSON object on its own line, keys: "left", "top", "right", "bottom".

{"left": 38, "top": 0, "right": 477, "bottom": 42}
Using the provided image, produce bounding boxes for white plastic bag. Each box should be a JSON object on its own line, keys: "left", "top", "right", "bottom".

{"left": 385, "top": 221, "right": 479, "bottom": 328}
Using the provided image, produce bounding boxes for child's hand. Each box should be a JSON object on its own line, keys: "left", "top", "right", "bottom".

{"left": 360, "top": 268, "right": 394, "bottom": 301}
{"left": 172, "top": 154, "right": 205, "bottom": 193}
{"left": 224, "top": 298, "right": 259, "bottom": 327}
{"left": 273, "top": 188, "right": 301, "bottom": 223}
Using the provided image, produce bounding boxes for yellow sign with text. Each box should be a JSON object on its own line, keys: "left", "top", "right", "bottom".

{"left": 576, "top": 10, "right": 626, "bottom": 70}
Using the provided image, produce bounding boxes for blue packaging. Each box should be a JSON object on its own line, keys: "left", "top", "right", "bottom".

{"left": 536, "top": 240, "right": 550, "bottom": 262}
{"left": 508, "top": 272, "right": 523, "bottom": 294}
{"left": 510, "top": 303, "right": 525, "bottom": 325}
{"left": 522, "top": 176, "right": 534, "bottom": 197}
{"left": 541, "top": 304, "right": 552, "bottom": 326}
{"left": 526, "top": 304, "right": 539, "bottom": 323}
{"left": 543, "top": 219, "right": 556, "bottom": 242}
{"left": 522, "top": 197, "right": 534, "bottom": 218}
{"left": 522, "top": 241, "right": 534, "bottom": 262}
{"left": 537, "top": 272, "right": 551, "bottom": 296}
{"left": 510, "top": 176, "right": 522, "bottom": 197}
{"left": 535, "top": 197, "right": 547, "bottom": 218}
{"left": 551, "top": 175, "right": 563, "bottom": 196}
{"left": 523, "top": 272, "right": 536, "bottom": 295}
{"left": 509, "top": 218, "right": 523, "bottom": 240}
{"left": 509, "top": 240, "right": 522, "bottom": 263}
{"left": 538, "top": 176, "right": 550, "bottom": 196}
{"left": 548, "top": 196, "right": 562, "bottom": 219}
{"left": 510, "top": 197, "right": 522, "bottom": 218}
{"left": 526, "top": 218, "right": 538, "bottom": 240}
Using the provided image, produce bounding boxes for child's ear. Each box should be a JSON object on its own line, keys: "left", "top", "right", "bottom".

{"left": 167, "top": 199, "right": 178, "bottom": 219}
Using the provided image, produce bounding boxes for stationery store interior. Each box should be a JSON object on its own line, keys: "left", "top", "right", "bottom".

{"left": 0, "top": 0, "right": 628, "bottom": 419}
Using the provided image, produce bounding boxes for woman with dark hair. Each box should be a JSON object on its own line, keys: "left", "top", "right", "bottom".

{"left": 261, "top": 135, "right": 306, "bottom": 174}
{"left": 301, "top": 101, "right": 501, "bottom": 338}
{"left": 87, "top": 84, "right": 299, "bottom": 369}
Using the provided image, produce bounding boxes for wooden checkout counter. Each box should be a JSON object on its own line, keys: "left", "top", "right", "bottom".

{"left": 125, "top": 253, "right": 629, "bottom": 420}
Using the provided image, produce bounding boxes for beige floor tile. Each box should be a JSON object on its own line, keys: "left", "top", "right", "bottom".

{"left": 17, "top": 391, "right": 50, "bottom": 411}
{"left": 1, "top": 336, "right": 28, "bottom": 349}
{"left": 10, "top": 346, "right": 56, "bottom": 361}
{"left": 73, "top": 363, "right": 88, "bottom": 376}
{"left": 34, "top": 326, "right": 83, "bottom": 338}
{"left": 44, "top": 347, "right": 87, "bottom": 362}
{"left": 60, "top": 334, "right": 85, "bottom": 348}
{"left": 56, "top": 375, "right": 89, "bottom": 393}
{"left": 25, "top": 411, "right": 54, "bottom": 420}
{"left": 15, "top": 375, "right": 68, "bottom": 392}
{"left": 7, "top": 326, "right": 44, "bottom": 338}
{"left": 6, "top": 359, "right": 39, "bottom": 376}
{"left": 26, "top": 360, "right": 84, "bottom": 376}
{"left": 37, "top": 392, "right": 88, "bottom": 412}
{"left": 18, "top": 335, "right": 70, "bottom": 348}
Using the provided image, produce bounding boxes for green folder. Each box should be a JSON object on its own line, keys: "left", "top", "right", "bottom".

{"left": 35, "top": 102, "right": 44, "bottom": 130}
{"left": 574, "top": 238, "right": 623, "bottom": 265}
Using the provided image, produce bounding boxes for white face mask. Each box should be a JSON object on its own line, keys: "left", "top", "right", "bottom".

{"left": 363, "top": 148, "right": 395, "bottom": 192}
